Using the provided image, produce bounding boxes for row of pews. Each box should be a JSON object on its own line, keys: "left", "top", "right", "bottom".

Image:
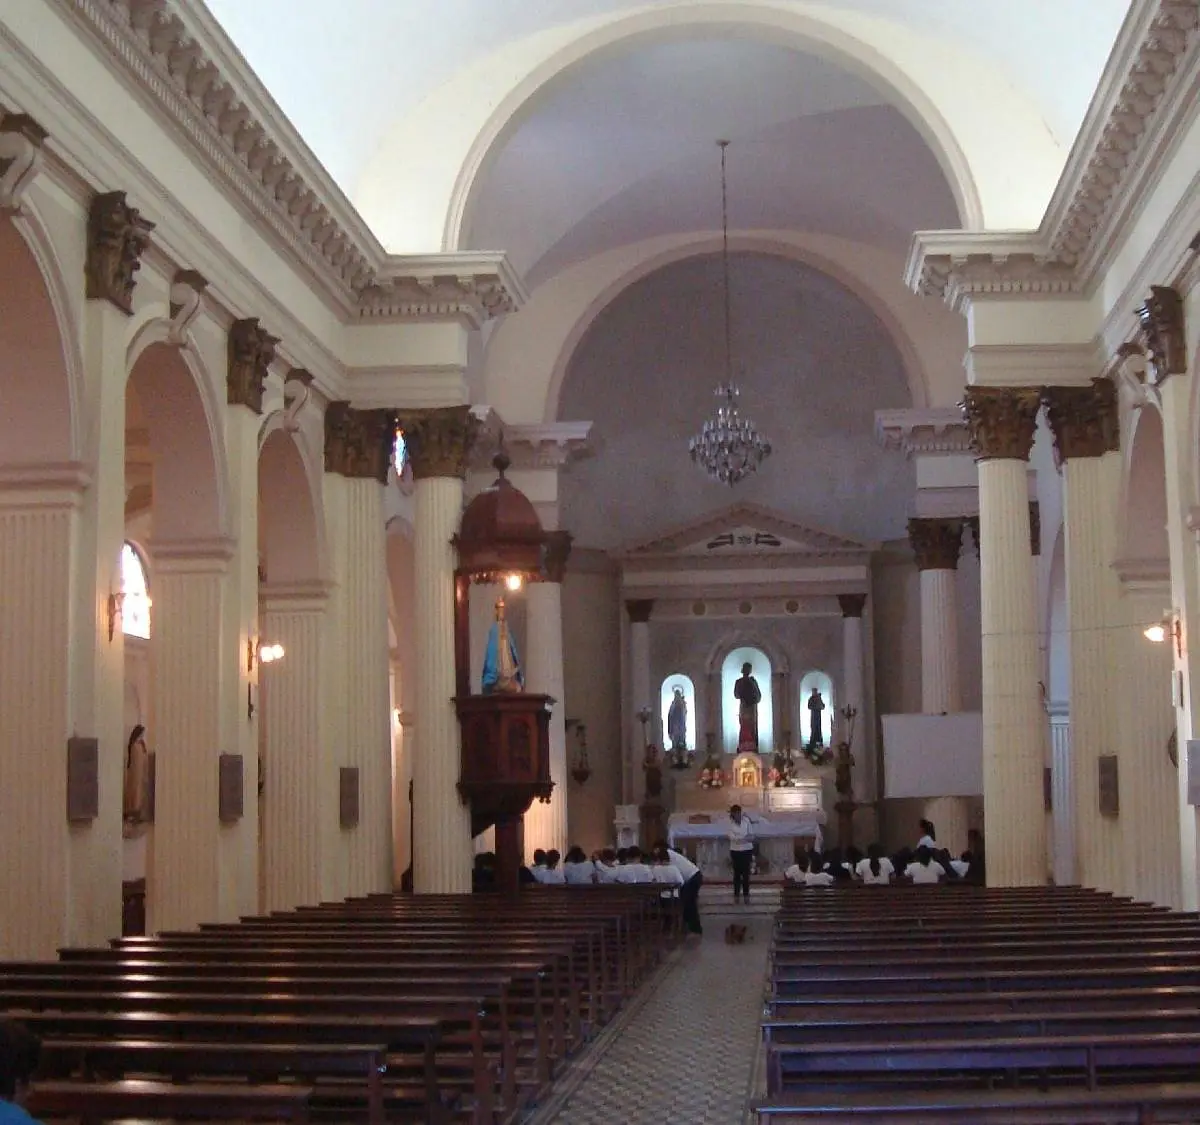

{"left": 4, "top": 884, "right": 676, "bottom": 1123}
{"left": 755, "top": 884, "right": 1200, "bottom": 1123}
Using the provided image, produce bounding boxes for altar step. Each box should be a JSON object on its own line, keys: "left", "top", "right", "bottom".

{"left": 702, "top": 885, "right": 781, "bottom": 915}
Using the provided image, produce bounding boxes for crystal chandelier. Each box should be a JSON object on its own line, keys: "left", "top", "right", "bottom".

{"left": 688, "top": 140, "right": 771, "bottom": 486}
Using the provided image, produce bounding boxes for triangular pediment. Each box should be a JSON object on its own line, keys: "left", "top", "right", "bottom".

{"left": 619, "top": 504, "right": 875, "bottom": 559}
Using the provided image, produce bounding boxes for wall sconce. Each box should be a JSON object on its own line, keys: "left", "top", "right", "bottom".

{"left": 247, "top": 637, "right": 285, "bottom": 674}
{"left": 106, "top": 591, "right": 125, "bottom": 641}
{"left": 1144, "top": 612, "right": 1182, "bottom": 658}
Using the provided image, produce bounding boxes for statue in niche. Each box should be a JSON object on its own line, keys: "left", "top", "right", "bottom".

{"left": 667, "top": 687, "right": 688, "bottom": 752}
{"left": 481, "top": 597, "right": 523, "bottom": 694}
{"left": 806, "top": 688, "right": 826, "bottom": 749}
{"left": 123, "top": 724, "right": 149, "bottom": 834}
{"left": 734, "top": 662, "right": 761, "bottom": 753}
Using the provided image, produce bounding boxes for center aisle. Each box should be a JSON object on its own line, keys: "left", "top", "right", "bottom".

{"left": 532, "top": 890, "right": 776, "bottom": 1125}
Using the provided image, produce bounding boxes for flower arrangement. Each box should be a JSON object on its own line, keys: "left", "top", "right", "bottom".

{"left": 802, "top": 742, "right": 833, "bottom": 767}
{"left": 697, "top": 753, "right": 725, "bottom": 789}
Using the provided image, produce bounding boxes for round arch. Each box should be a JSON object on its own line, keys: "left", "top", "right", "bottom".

{"left": 443, "top": 4, "right": 984, "bottom": 251}
{"left": 0, "top": 212, "right": 82, "bottom": 465}
{"left": 539, "top": 234, "right": 934, "bottom": 422}
{"left": 257, "top": 426, "right": 323, "bottom": 586}
{"left": 1120, "top": 405, "right": 1169, "bottom": 574}
{"left": 704, "top": 629, "right": 789, "bottom": 677}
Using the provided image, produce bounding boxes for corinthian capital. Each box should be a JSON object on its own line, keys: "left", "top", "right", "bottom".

{"left": 396, "top": 406, "right": 479, "bottom": 480}
{"left": 85, "top": 191, "right": 154, "bottom": 315}
{"left": 960, "top": 386, "right": 1040, "bottom": 462}
{"left": 908, "top": 518, "right": 964, "bottom": 571}
{"left": 324, "top": 402, "right": 397, "bottom": 484}
{"left": 1042, "top": 378, "right": 1119, "bottom": 466}
{"left": 227, "top": 318, "right": 279, "bottom": 412}
{"left": 1135, "top": 286, "right": 1187, "bottom": 383}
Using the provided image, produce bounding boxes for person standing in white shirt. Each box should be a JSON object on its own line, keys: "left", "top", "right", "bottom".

{"left": 728, "top": 804, "right": 754, "bottom": 903}
{"left": 916, "top": 818, "right": 937, "bottom": 851}
{"left": 659, "top": 844, "right": 703, "bottom": 935}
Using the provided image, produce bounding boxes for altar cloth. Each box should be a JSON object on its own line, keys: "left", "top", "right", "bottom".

{"left": 667, "top": 810, "right": 825, "bottom": 848}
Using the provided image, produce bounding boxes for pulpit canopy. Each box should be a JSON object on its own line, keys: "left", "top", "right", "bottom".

{"left": 455, "top": 452, "right": 547, "bottom": 583}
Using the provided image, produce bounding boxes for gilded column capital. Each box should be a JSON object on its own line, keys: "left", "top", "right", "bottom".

{"left": 397, "top": 406, "right": 479, "bottom": 481}
{"left": 85, "top": 190, "right": 154, "bottom": 315}
{"left": 542, "top": 530, "right": 573, "bottom": 584}
{"left": 1042, "top": 378, "right": 1119, "bottom": 465}
{"left": 1135, "top": 285, "right": 1187, "bottom": 383}
{"left": 837, "top": 593, "right": 867, "bottom": 619}
{"left": 960, "top": 386, "right": 1041, "bottom": 462}
{"left": 227, "top": 318, "right": 279, "bottom": 412}
{"left": 324, "top": 401, "right": 397, "bottom": 484}
{"left": 625, "top": 599, "right": 655, "bottom": 624}
{"left": 908, "top": 518, "right": 965, "bottom": 571}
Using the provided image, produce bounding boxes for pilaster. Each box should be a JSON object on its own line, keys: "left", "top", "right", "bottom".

{"left": 836, "top": 594, "right": 868, "bottom": 802}
{"left": 626, "top": 599, "right": 654, "bottom": 805}
{"left": 963, "top": 386, "right": 1047, "bottom": 885}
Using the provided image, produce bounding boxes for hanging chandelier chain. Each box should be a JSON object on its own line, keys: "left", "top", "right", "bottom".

{"left": 719, "top": 138, "right": 733, "bottom": 385}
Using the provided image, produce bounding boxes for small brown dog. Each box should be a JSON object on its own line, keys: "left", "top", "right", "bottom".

{"left": 724, "top": 923, "right": 749, "bottom": 945}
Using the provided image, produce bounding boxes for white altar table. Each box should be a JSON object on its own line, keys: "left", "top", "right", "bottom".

{"left": 667, "top": 810, "right": 825, "bottom": 879}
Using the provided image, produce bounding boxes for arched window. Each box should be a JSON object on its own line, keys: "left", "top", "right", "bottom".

{"left": 121, "top": 542, "right": 152, "bottom": 639}
{"left": 660, "top": 673, "right": 696, "bottom": 754}
{"left": 798, "top": 670, "right": 835, "bottom": 748}
{"left": 393, "top": 427, "right": 408, "bottom": 477}
{"left": 721, "top": 646, "right": 773, "bottom": 754}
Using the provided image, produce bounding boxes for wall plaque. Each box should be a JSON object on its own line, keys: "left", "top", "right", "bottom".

{"left": 218, "top": 753, "right": 244, "bottom": 823}
{"left": 340, "top": 767, "right": 360, "bottom": 829}
{"left": 1098, "top": 754, "right": 1119, "bottom": 817}
{"left": 67, "top": 737, "right": 99, "bottom": 822}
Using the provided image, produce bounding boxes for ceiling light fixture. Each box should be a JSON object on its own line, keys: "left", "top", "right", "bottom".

{"left": 688, "top": 140, "right": 771, "bottom": 487}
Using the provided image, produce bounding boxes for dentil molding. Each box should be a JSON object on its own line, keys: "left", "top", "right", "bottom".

{"left": 908, "top": 0, "right": 1200, "bottom": 309}
{"left": 873, "top": 407, "right": 972, "bottom": 457}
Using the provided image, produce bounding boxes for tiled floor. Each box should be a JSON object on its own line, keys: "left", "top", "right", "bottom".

{"left": 530, "top": 893, "right": 774, "bottom": 1125}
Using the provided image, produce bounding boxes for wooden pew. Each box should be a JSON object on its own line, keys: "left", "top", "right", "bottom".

{"left": 26, "top": 1077, "right": 312, "bottom": 1123}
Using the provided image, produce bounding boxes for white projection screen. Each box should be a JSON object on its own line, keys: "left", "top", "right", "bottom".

{"left": 881, "top": 713, "right": 983, "bottom": 799}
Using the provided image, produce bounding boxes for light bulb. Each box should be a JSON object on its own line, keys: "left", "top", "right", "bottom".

{"left": 505, "top": 573, "right": 523, "bottom": 592}
{"left": 1144, "top": 623, "right": 1167, "bottom": 644}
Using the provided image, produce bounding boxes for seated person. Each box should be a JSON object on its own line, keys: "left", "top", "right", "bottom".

{"left": 562, "top": 845, "right": 597, "bottom": 885}
{"left": 529, "top": 848, "right": 550, "bottom": 883}
{"left": 472, "top": 851, "right": 496, "bottom": 891}
{"left": 540, "top": 848, "right": 566, "bottom": 885}
{"left": 783, "top": 852, "right": 810, "bottom": 884}
{"left": 823, "top": 847, "right": 854, "bottom": 882}
{"left": 0, "top": 1019, "right": 41, "bottom": 1125}
{"left": 855, "top": 842, "right": 895, "bottom": 885}
{"left": 907, "top": 844, "right": 946, "bottom": 884}
{"left": 593, "top": 847, "right": 621, "bottom": 883}
{"left": 615, "top": 845, "right": 654, "bottom": 883}
{"left": 650, "top": 847, "right": 685, "bottom": 893}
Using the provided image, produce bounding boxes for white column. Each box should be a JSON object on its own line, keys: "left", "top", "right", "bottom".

{"left": 1049, "top": 707, "right": 1074, "bottom": 884}
{"left": 964, "top": 386, "right": 1047, "bottom": 886}
{"left": 524, "top": 536, "right": 570, "bottom": 855}
{"left": 1116, "top": 583, "right": 1180, "bottom": 906}
{"left": 1045, "top": 381, "right": 1124, "bottom": 893}
{"left": 909, "top": 517, "right": 969, "bottom": 855}
{"left": 0, "top": 472, "right": 85, "bottom": 957}
{"left": 837, "top": 594, "right": 867, "bottom": 797}
{"left": 260, "top": 584, "right": 329, "bottom": 912}
{"left": 147, "top": 541, "right": 231, "bottom": 933}
{"left": 405, "top": 407, "right": 475, "bottom": 894}
{"left": 626, "top": 599, "right": 653, "bottom": 802}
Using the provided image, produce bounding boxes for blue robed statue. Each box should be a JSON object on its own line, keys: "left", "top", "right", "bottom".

{"left": 482, "top": 597, "right": 524, "bottom": 694}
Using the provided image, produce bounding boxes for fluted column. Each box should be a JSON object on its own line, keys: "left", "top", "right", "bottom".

{"left": 1115, "top": 584, "right": 1180, "bottom": 905}
{"left": 837, "top": 594, "right": 867, "bottom": 795}
{"left": 1044, "top": 379, "right": 1122, "bottom": 892}
{"left": 963, "top": 386, "right": 1047, "bottom": 885}
{"left": 401, "top": 406, "right": 476, "bottom": 894}
{"left": 524, "top": 532, "right": 572, "bottom": 855}
{"left": 0, "top": 472, "right": 85, "bottom": 957}
{"left": 260, "top": 584, "right": 328, "bottom": 912}
{"left": 147, "top": 541, "right": 231, "bottom": 933}
{"left": 909, "top": 517, "right": 969, "bottom": 854}
{"left": 627, "top": 599, "right": 654, "bottom": 797}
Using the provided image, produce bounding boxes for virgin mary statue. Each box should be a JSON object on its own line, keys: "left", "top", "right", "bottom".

{"left": 482, "top": 597, "right": 523, "bottom": 694}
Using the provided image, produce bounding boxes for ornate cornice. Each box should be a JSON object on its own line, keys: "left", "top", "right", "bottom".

{"left": 397, "top": 405, "right": 479, "bottom": 481}
{"left": 961, "top": 386, "right": 1041, "bottom": 462}
{"left": 323, "top": 401, "right": 397, "bottom": 484}
{"left": 874, "top": 408, "right": 972, "bottom": 457}
{"left": 908, "top": 518, "right": 965, "bottom": 571}
{"left": 502, "top": 422, "right": 593, "bottom": 470}
{"left": 908, "top": 1, "right": 1200, "bottom": 308}
{"left": 53, "top": 0, "right": 527, "bottom": 325}
{"left": 1042, "top": 378, "right": 1120, "bottom": 465}
{"left": 227, "top": 317, "right": 278, "bottom": 412}
{"left": 85, "top": 189, "right": 154, "bottom": 314}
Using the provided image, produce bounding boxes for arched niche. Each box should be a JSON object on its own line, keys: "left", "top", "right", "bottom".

{"left": 797, "top": 670, "right": 835, "bottom": 749}
{"left": 1121, "top": 407, "right": 1169, "bottom": 569}
{"left": 660, "top": 673, "right": 697, "bottom": 753}
{"left": 721, "top": 646, "right": 773, "bottom": 754}
{"left": 258, "top": 428, "right": 321, "bottom": 585}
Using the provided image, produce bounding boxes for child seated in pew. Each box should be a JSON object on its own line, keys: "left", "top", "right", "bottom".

{"left": 822, "top": 848, "right": 854, "bottom": 882}
{"left": 614, "top": 846, "right": 655, "bottom": 884}
{"left": 855, "top": 842, "right": 895, "bottom": 885}
{"left": 593, "top": 847, "right": 621, "bottom": 883}
{"left": 650, "top": 847, "right": 685, "bottom": 894}
{"left": 540, "top": 848, "right": 567, "bottom": 884}
{"left": 562, "top": 845, "right": 597, "bottom": 884}
{"left": 783, "top": 853, "right": 835, "bottom": 887}
{"left": 0, "top": 1019, "right": 42, "bottom": 1125}
{"left": 906, "top": 844, "right": 947, "bottom": 884}
{"left": 530, "top": 848, "right": 550, "bottom": 883}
